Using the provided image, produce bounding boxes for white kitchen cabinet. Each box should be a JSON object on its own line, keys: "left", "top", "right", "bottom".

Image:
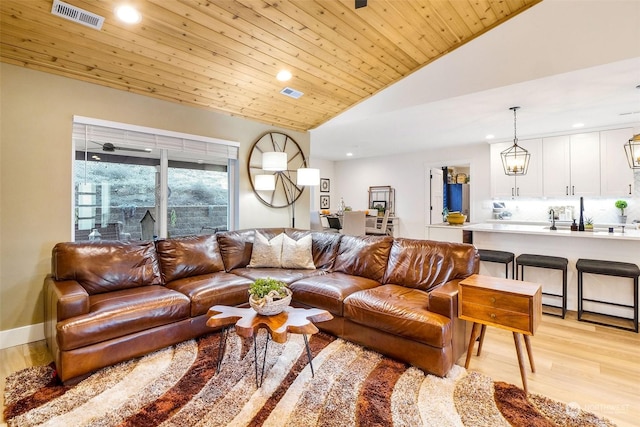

{"left": 542, "top": 132, "right": 600, "bottom": 197}
{"left": 490, "top": 138, "right": 542, "bottom": 198}
{"left": 600, "top": 128, "right": 634, "bottom": 197}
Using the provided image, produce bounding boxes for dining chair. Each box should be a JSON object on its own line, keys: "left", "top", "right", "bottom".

{"left": 326, "top": 216, "right": 342, "bottom": 231}
{"left": 341, "top": 211, "right": 366, "bottom": 236}
{"left": 366, "top": 209, "right": 390, "bottom": 235}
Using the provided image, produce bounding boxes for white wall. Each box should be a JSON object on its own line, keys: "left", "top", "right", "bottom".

{"left": 319, "top": 142, "right": 492, "bottom": 239}
{"left": 308, "top": 158, "right": 336, "bottom": 213}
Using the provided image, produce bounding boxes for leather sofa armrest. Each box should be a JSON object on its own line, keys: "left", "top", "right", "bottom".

{"left": 44, "top": 275, "right": 90, "bottom": 321}
{"left": 428, "top": 280, "right": 460, "bottom": 319}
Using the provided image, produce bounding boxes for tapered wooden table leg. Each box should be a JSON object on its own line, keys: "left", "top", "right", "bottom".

{"left": 458, "top": 275, "right": 541, "bottom": 395}
{"left": 465, "top": 322, "right": 482, "bottom": 369}
{"left": 476, "top": 324, "right": 487, "bottom": 356}
{"left": 513, "top": 332, "right": 529, "bottom": 394}
{"left": 523, "top": 334, "right": 536, "bottom": 373}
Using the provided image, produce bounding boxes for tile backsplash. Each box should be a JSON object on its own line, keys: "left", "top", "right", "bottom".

{"left": 488, "top": 170, "right": 640, "bottom": 225}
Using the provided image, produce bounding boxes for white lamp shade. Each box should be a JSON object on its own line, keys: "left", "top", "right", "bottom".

{"left": 255, "top": 174, "right": 276, "bottom": 191}
{"left": 262, "top": 152, "right": 287, "bottom": 171}
{"left": 297, "top": 168, "right": 320, "bottom": 186}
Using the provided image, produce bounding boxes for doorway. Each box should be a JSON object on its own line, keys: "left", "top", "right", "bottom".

{"left": 428, "top": 164, "right": 471, "bottom": 224}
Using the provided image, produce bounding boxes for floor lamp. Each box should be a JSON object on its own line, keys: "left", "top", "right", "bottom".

{"left": 293, "top": 168, "right": 320, "bottom": 228}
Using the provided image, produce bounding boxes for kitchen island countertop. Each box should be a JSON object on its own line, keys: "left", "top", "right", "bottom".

{"left": 464, "top": 222, "right": 640, "bottom": 241}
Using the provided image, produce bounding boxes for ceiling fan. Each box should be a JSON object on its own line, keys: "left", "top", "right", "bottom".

{"left": 355, "top": 0, "right": 367, "bottom": 9}
{"left": 91, "top": 141, "right": 151, "bottom": 153}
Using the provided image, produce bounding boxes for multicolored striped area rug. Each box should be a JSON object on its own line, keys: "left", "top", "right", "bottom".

{"left": 4, "top": 332, "right": 614, "bottom": 426}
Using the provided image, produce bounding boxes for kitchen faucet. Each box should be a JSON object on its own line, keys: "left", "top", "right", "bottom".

{"left": 549, "top": 209, "right": 557, "bottom": 230}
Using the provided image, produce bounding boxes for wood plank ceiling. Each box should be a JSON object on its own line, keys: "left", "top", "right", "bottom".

{"left": 1, "top": 0, "right": 541, "bottom": 132}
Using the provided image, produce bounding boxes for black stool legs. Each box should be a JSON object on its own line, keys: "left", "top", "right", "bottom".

{"left": 576, "top": 259, "right": 639, "bottom": 333}
{"left": 478, "top": 249, "right": 515, "bottom": 279}
{"left": 516, "top": 254, "right": 568, "bottom": 318}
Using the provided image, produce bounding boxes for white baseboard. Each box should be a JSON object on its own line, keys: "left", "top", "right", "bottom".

{"left": 0, "top": 323, "right": 45, "bottom": 349}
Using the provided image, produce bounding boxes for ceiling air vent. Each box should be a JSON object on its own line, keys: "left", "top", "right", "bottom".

{"left": 280, "top": 87, "right": 304, "bottom": 99}
{"left": 51, "top": 0, "right": 105, "bottom": 30}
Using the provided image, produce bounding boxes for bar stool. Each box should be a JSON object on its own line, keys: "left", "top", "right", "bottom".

{"left": 516, "top": 254, "right": 568, "bottom": 318}
{"left": 576, "top": 259, "right": 639, "bottom": 333}
{"left": 477, "top": 249, "right": 515, "bottom": 279}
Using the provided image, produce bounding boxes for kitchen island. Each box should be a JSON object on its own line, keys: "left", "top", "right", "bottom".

{"left": 464, "top": 222, "right": 639, "bottom": 326}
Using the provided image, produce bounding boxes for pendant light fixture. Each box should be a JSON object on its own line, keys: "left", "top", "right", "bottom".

{"left": 624, "top": 134, "right": 640, "bottom": 169}
{"left": 500, "top": 106, "right": 530, "bottom": 176}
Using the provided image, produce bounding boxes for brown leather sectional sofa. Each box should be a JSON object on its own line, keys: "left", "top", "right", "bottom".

{"left": 44, "top": 228, "right": 479, "bottom": 383}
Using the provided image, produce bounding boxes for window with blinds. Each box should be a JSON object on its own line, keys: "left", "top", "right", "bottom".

{"left": 72, "top": 116, "right": 239, "bottom": 241}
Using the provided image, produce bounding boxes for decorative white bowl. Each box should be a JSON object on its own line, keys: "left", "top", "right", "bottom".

{"left": 249, "top": 288, "right": 292, "bottom": 316}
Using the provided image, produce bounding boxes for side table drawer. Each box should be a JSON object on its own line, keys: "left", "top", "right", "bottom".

{"left": 461, "top": 286, "right": 531, "bottom": 314}
{"left": 458, "top": 275, "right": 542, "bottom": 336}
{"left": 460, "top": 301, "right": 532, "bottom": 333}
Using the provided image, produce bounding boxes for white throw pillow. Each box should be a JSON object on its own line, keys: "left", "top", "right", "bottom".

{"left": 281, "top": 234, "right": 316, "bottom": 270}
{"left": 248, "top": 231, "right": 284, "bottom": 268}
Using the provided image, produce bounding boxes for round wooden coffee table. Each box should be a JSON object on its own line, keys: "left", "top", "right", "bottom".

{"left": 206, "top": 305, "right": 333, "bottom": 386}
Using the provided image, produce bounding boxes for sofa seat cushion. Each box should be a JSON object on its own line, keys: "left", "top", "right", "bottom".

{"left": 166, "top": 272, "right": 253, "bottom": 316}
{"left": 57, "top": 285, "right": 190, "bottom": 351}
{"left": 343, "top": 284, "right": 451, "bottom": 348}
{"left": 230, "top": 267, "right": 325, "bottom": 285}
{"left": 289, "top": 272, "right": 381, "bottom": 316}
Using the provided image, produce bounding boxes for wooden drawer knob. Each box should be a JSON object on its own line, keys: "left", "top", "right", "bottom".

{"left": 490, "top": 297, "right": 496, "bottom": 303}
{"left": 491, "top": 313, "right": 496, "bottom": 319}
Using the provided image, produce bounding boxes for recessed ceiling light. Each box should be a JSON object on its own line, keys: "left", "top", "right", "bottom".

{"left": 346, "top": 152, "right": 353, "bottom": 157}
{"left": 276, "top": 70, "right": 292, "bottom": 82}
{"left": 572, "top": 123, "right": 584, "bottom": 128}
{"left": 485, "top": 134, "right": 495, "bottom": 140}
{"left": 115, "top": 5, "right": 141, "bottom": 24}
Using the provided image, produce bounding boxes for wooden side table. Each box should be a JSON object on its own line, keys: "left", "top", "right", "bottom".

{"left": 206, "top": 305, "right": 333, "bottom": 387}
{"left": 458, "top": 274, "right": 542, "bottom": 393}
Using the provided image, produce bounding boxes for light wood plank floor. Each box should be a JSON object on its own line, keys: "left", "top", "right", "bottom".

{"left": 1, "top": 312, "right": 638, "bottom": 426}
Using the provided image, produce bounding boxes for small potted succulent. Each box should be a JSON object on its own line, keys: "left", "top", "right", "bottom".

{"left": 248, "top": 277, "right": 292, "bottom": 315}
{"left": 585, "top": 217, "right": 594, "bottom": 231}
{"left": 615, "top": 200, "right": 628, "bottom": 224}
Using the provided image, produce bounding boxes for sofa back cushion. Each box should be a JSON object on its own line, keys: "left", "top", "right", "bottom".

{"left": 281, "top": 234, "right": 315, "bottom": 269}
{"left": 248, "top": 231, "right": 285, "bottom": 268}
{"left": 52, "top": 241, "right": 162, "bottom": 295}
{"left": 155, "top": 234, "right": 226, "bottom": 283}
{"left": 217, "top": 228, "right": 285, "bottom": 271}
{"left": 286, "top": 230, "right": 342, "bottom": 270}
{"left": 383, "top": 238, "right": 479, "bottom": 291}
{"left": 332, "top": 235, "right": 393, "bottom": 282}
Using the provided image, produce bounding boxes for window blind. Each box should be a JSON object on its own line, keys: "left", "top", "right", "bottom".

{"left": 72, "top": 116, "right": 239, "bottom": 163}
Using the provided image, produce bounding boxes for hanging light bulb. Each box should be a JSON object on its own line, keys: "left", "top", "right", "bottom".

{"left": 500, "top": 106, "right": 530, "bottom": 176}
